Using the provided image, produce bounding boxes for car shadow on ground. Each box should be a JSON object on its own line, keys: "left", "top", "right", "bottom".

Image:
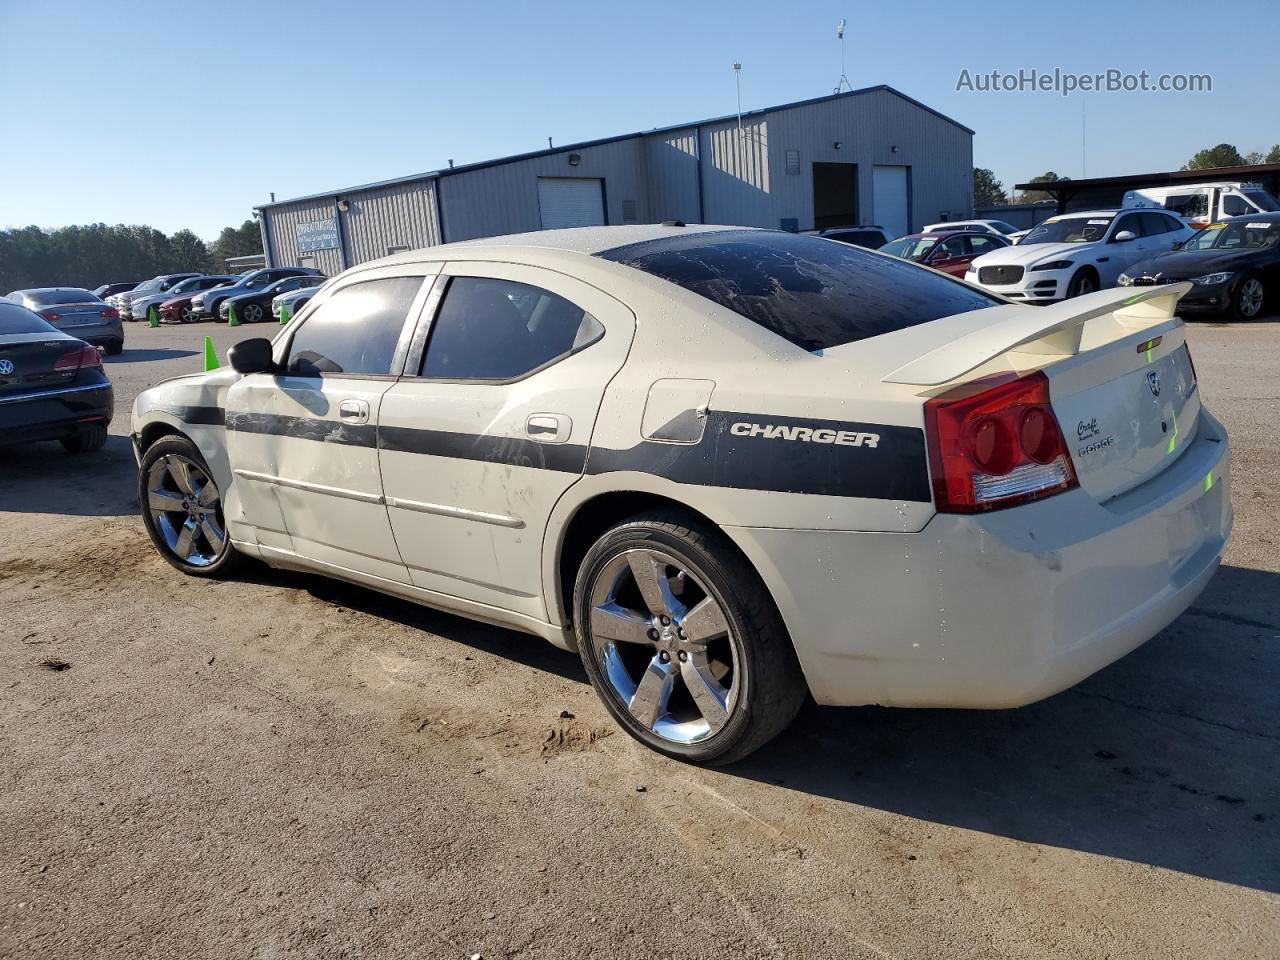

{"left": 0, "top": 435, "right": 140, "bottom": 517}
{"left": 105, "top": 348, "right": 198, "bottom": 363}
{"left": 231, "top": 555, "right": 1279, "bottom": 893}
{"left": 728, "top": 562, "right": 1280, "bottom": 894}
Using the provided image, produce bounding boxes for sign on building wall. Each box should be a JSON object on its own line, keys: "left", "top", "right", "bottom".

{"left": 295, "top": 218, "right": 339, "bottom": 252}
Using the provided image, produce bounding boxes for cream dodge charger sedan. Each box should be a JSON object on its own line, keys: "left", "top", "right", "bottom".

{"left": 131, "top": 224, "right": 1232, "bottom": 764}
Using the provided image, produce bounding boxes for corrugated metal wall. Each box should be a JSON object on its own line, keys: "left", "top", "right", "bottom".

{"left": 439, "top": 137, "right": 649, "bottom": 243}
{"left": 699, "top": 118, "right": 771, "bottom": 226}
{"left": 344, "top": 180, "right": 440, "bottom": 261}
{"left": 645, "top": 128, "right": 700, "bottom": 223}
{"left": 264, "top": 197, "right": 345, "bottom": 276}
{"left": 261, "top": 88, "right": 974, "bottom": 267}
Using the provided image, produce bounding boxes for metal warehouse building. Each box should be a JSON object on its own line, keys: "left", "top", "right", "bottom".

{"left": 255, "top": 84, "right": 974, "bottom": 274}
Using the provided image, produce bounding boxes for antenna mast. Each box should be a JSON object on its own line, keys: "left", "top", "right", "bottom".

{"left": 834, "top": 20, "right": 852, "bottom": 93}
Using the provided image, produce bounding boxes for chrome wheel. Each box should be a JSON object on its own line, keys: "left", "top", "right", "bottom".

{"left": 586, "top": 549, "right": 741, "bottom": 744}
{"left": 146, "top": 454, "right": 227, "bottom": 567}
{"left": 1239, "top": 277, "right": 1264, "bottom": 318}
{"left": 181, "top": 305, "right": 193, "bottom": 323}
{"left": 243, "top": 303, "right": 264, "bottom": 323}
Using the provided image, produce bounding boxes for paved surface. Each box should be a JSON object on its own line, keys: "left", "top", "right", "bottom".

{"left": 2, "top": 318, "right": 1278, "bottom": 959}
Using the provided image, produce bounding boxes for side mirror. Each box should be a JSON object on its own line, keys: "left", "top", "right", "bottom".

{"left": 228, "top": 337, "right": 277, "bottom": 374}
{"left": 1113, "top": 230, "right": 1137, "bottom": 242}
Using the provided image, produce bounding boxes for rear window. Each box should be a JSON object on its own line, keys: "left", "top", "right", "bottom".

{"left": 0, "top": 302, "right": 58, "bottom": 335}
{"left": 24, "top": 289, "right": 101, "bottom": 307}
{"left": 596, "top": 229, "right": 999, "bottom": 352}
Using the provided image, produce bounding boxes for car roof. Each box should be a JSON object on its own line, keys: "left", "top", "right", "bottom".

{"left": 11, "top": 287, "right": 95, "bottom": 295}
{"left": 369, "top": 223, "right": 747, "bottom": 268}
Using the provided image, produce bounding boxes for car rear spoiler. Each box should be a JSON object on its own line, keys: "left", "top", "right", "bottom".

{"left": 881, "top": 282, "right": 1193, "bottom": 387}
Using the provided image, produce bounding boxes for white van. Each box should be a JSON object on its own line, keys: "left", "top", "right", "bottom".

{"left": 1123, "top": 182, "right": 1278, "bottom": 228}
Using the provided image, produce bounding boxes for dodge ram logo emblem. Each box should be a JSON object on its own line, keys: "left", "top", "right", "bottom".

{"left": 0, "top": 359, "right": 13, "bottom": 375}
{"left": 1146, "top": 370, "right": 1161, "bottom": 398}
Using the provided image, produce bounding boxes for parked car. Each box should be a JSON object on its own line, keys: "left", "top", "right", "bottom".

{"left": 1123, "top": 181, "right": 1279, "bottom": 230}
{"left": 878, "top": 230, "right": 1010, "bottom": 277}
{"left": 1119, "top": 212, "right": 1280, "bottom": 321}
{"left": 966, "top": 209, "right": 1194, "bottom": 302}
{"left": 133, "top": 275, "right": 239, "bottom": 325}
{"left": 221, "top": 274, "right": 325, "bottom": 324}
{"left": 191, "top": 267, "right": 323, "bottom": 322}
{"left": 272, "top": 280, "right": 326, "bottom": 321}
{"left": 155, "top": 276, "right": 240, "bottom": 325}
{"left": 811, "top": 225, "right": 894, "bottom": 248}
{"left": 922, "top": 218, "right": 1020, "bottom": 238}
{"left": 131, "top": 224, "right": 1229, "bottom": 765}
{"left": 0, "top": 300, "right": 113, "bottom": 452}
{"left": 5, "top": 287, "right": 124, "bottom": 354}
{"left": 93, "top": 281, "right": 142, "bottom": 299}
{"left": 109, "top": 273, "right": 200, "bottom": 320}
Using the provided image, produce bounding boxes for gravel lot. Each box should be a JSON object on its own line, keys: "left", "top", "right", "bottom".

{"left": 2, "top": 317, "right": 1278, "bottom": 959}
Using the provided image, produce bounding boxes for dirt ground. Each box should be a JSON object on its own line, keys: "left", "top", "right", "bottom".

{"left": 2, "top": 318, "right": 1278, "bottom": 959}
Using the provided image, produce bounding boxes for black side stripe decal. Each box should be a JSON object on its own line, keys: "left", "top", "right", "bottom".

{"left": 216, "top": 408, "right": 930, "bottom": 502}
{"left": 157, "top": 403, "right": 225, "bottom": 425}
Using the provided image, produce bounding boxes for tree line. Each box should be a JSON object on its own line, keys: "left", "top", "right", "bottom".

{"left": 973, "top": 142, "right": 1280, "bottom": 208}
{"left": 0, "top": 220, "right": 264, "bottom": 294}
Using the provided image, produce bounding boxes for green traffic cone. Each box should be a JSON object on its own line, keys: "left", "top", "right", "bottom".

{"left": 227, "top": 302, "right": 240, "bottom": 327}
{"left": 148, "top": 306, "right": 159, "bottom": 327}
{"left": 203, "top": 336, "right": 219, "bottom": 371}
{"left": 279, "top": 302, "right": 290, "bottom": 325}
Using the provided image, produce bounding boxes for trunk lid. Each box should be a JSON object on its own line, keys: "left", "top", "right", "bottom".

{"left": 42, "top": 302, "right": 109, "bottom": 327}
{"left": 881, "top": 282, "right": 1201, "bottom": 503}
{"left": 0, "top": 332, "right": 81, "bottom": 396}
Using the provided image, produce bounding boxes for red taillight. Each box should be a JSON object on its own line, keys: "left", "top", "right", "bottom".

{"left": 924, "top": 370, "right": 1078, "bottom": 513}
{"left": 53, "top": 345, "right": 103, "bottom": 371}
{"left": 40, "top": 311, "right": 61, "bottom": 323}
{"left": 99, "top": 306, "right": 119, "bottom": 319}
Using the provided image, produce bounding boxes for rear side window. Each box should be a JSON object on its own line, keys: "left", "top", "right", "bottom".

{"left": 421, "top": 276, "right": 603, "bottom": 380}
{"left": 0, "top": 302, "right": 57, "bottom": 335}
{"left": 597, "top": 229, "right": 999, "bottom": 352}
{"left": 286, "top": 276, "right": 421, "bottom": 375}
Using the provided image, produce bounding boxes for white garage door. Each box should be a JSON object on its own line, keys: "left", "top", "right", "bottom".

{"left": 872, "top": 166, "right": 909, "bottom": 238}
{"left": 537, "top": 177, "right": 606, "bottom": 230}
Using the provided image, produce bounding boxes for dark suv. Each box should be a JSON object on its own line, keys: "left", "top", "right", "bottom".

{"left": 191, "top": 267, "right": 323, "bottom": 321}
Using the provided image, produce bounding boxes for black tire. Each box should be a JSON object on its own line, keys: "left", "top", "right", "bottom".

{"left": 138, "top": 435, "right": 243, "bottom": 578}
{"left": 104, "top": 339, "right": 123, "bottom": 356}
{"left": 61, "top": 423, "right": 108, "bottom": 454}
{"left": 1065, "top": 268, "right": 1099, "bottom": 299}
{"left": 1231, "top": 272, "right": 1266, "bottom": 322}
{"left": 573, "top": 509, "right": 807, "bottom": 765}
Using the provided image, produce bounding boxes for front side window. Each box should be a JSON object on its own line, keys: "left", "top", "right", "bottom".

{"left": 421, "top": 276, "right": 603, "bottom": 380}
{"left": 934, "top": 236, "right": 968, "bottom": 259}
{"left": 1223, "top": 194, "right": 1252, "bottom": 217}
{"left": 967, "top": 235, "right": 1001, "bottom": 255}
{"left": 286, "top": 276, "right": 421, "bottom": 375}
{"left": 598, "top": 229, "right": 999, "bottom": 352}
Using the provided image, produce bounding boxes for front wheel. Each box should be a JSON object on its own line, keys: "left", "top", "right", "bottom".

{"left": 1065, "top": 269, "right": 1098, "bottom": 298}
{"left": 138, "top": 436, "right": 242, "bottom": 577}
{"left": 1233, "top": 273, "right": 1266, "bottom": 321}
{"left": 242, "top": 302, "right": 265, "bottom": 323}
{"left": 574, "top": 511, "right": 807, "bottom": 765}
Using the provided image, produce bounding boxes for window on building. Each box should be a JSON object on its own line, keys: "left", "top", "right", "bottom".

{"left": 420, "top": 276, "right": 603, "bottom": 380}
{"left": 286, "top": 276, "right": 422, "bottom": 376}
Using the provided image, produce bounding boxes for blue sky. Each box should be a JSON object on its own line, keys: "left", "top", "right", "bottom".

{"left": 2, "top": 0, "right": 1276, "bottom": 238}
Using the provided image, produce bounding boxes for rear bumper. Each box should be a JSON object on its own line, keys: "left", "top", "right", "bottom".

{"left": 0, "top": 381, "right": 114, "bottom": 447}
{"left": 728, "top": 411, "right": 1232, "bottom": 708}
{"left": 53, "top": 320, "right": 122, "bottom": 345}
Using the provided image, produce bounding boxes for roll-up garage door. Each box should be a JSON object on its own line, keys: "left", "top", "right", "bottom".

{"left": 537, "top": 177, "right": 606, "bottom": 229}
{"left": 872, "top": 166, "right": 909, "bottom": 238}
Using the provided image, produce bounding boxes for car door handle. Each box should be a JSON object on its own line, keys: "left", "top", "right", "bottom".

{"left": 526, "top": 413, "right": 571, "bottom": 443}
{"left": 339, "top": 399, "right": 369, "bottom": 424}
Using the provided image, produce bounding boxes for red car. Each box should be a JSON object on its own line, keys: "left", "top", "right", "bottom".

{"left": 879, "top": 230, "right": 1010, "bottom": 277}
{"left": 158, "top": 276, "right": 238, "bottom": 324}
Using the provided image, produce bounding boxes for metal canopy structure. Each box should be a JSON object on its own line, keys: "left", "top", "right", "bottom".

{"left": 1016, "top": 163, "right": 1280, "bottom": 213}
